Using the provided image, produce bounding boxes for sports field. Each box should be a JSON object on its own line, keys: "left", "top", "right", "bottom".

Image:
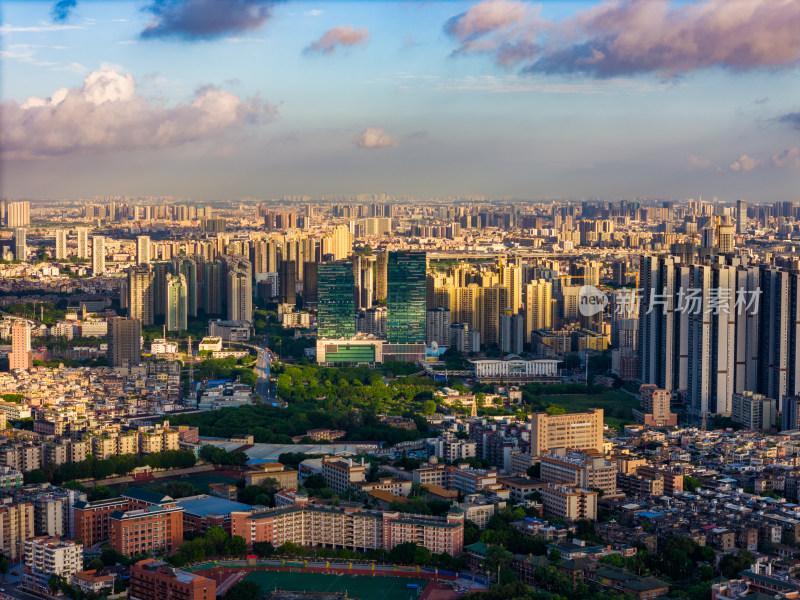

{"left": 244, "top": 569, "right": 428, "bottom": 600}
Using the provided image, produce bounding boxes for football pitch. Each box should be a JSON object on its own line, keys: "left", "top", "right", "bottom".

{"left": 244, "top": 569, "right": 428, "bottom": 600}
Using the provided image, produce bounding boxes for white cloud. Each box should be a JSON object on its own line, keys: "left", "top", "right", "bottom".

{"left": 2, "top": 69, "right": 276, "bottom": 160}
{"left": 729, "top": 155, "right": 761, "bottom": 172}
{"left": 0, "top": 23, "right": 84, "bottom": 33}
{"left": 727, "top": 148, "right": 800, "bottom": 172}
{"left": 54, "top": 62, "right": 89, "bottom": 74}
{"left": 688, "top": 155, "right": 713, "bottom": 169}
{"left": 354, "top": 127, "right": 398, "bottom": 149}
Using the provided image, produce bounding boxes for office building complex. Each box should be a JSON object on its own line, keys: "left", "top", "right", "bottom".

{"left": 318, "top": 261, "right": 355, "bottom": 339}
{"left": 387, "top": 251, "right": 426, "bottom": 344}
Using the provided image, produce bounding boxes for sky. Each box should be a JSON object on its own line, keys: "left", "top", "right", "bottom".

{"left": 1, "top": 0, "right": 799, "bottom": 202}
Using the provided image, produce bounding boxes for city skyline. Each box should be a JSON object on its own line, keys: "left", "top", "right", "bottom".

{"left": 2, "top": 0, "right": 799, "bottom": 201}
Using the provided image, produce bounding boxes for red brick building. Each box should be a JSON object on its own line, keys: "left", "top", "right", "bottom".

{"left": 109, "top": 504, "right": 183, "bottom": 556}
{"left": 130, "top": 559, "right": 215, "bottom": 600}
{"left": 73, "top": 498, "right": 128, "bottom": 546}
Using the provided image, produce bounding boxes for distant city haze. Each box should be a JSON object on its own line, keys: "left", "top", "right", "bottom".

{"left": 1, "top": 0, "right": 799, "bottom": 201}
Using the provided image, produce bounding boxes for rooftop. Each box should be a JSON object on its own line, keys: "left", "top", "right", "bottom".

{"left": 176, "top": 495, "right": 252, "bottom": 517}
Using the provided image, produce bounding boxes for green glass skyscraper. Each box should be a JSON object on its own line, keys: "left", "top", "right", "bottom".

{"left": 387, "top": 251, "right": 427, "bottom": 344}
{"left": 318, "top": 260, "right": 355, "bottom": 339}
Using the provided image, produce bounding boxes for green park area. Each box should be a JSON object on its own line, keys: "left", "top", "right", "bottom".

{"left": 244, "top": 570, "right": 428, "bottom": 600}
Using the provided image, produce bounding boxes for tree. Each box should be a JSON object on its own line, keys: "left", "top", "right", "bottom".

{"left": 48, "top": 573, "right": 68, "bottom": 594}
{"left": 88, "top": 558, "right": 105, "bottom": 572}
{"left": 720, "top": 549, "right": 755, "bottom": 579}
{"left": 684, "top": 475, "right": 702, "bottom": 492}
{"left": 422, "top": 399, "right": 437, "bottom": 415}
{"left": 0, "top": 557, "right": 9, "bottom": 582}
{"left": 599, "top": 553, "right": 625, "bottom": 567}
{"left": 63, "top": 480, "right": 87, "bottom": 492}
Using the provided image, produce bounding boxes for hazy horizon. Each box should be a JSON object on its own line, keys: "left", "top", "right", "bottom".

{"left": 2, "top": 0, "right": 799, "bottom": 202}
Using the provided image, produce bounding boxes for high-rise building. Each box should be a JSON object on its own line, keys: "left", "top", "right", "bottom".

{"left": 108, "top": 317, "right": 142, "bottom": 367}
{"left": 426, "top": 307, "right": 451, "bottom": 347}
{"left": 9, "top": 320, "right": 32, "bottom": 371}
{"left": 204, "top": 262, "right": 223, "bottom": 315}
{"left": 783, "top": 396, "right": 800, "bottom": 431}
{"left": 178, "top": 258, "right": 198, "bottom": 317}
{"left": 127, "top": 265, "right": 155, "bottom": 326}
{"left": 55, "top": 229, "right": 68, "bottom": 260}
{"left": 736, "top": 199, "right": 747, "bottom": 234}
{"left": 687, "top": 263, "right": 736, "bottom": 417}
{"left": 718, "top": 224, "right": 735, "bottom": 253}
{"left": 136, "top": 236, "right": 151, "bottom": 265}
{"left": 165, "top": 273, "right": 188, "bottom": 332}
{"left": 92, "top": 236, "right": 105, "bottom": 275}
{"left": 524, "top": 279, "right": 553, "bottom": 343}
{"left": 760, "top": 267, "right": 800, "bottom": 405}
{"left": 152, "top": 262, "right": 172, "bottom": 317}
{"left": 302, "top": 261, "right": 319, "bottom": 307}
{"left": 76, "top": 228, "right": 89, "bottom": 259}
{"left": 387, "top": 251, "right": 427, "bottom": 344}
{"left": 318, "top": 261, "right": 355, "bottom": 339}
{"left": 375, "top": 251, "right": 388, "bottom": 302}
{"left": 13, "top": 228, "right": 26, "bottom": 261}
{"left": 226, "top": 259, "right": 252, "bottom": 324}
{"left": 500, "top": 311, "right": 524, "bottom": 355}
{"left": 279, "top": 259, "right": 296, "bottom": 305}
{"left": 5, "top": 201, "right": 30, "bottom": 227}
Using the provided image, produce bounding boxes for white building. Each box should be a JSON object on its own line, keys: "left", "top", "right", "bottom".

{"left": 151, "top": 339, "right": 179, "bottom": 355}
{"left": 471, "top": 359, "right": 559, "bottom": 380}
{"left": 23, "top": 536, "right": 83, "bottom": 590}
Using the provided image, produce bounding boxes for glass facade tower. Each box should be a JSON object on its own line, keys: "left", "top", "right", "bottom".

{"left": 387, "top": 251, "right": 427, "bottom": 344}
{"left": 318, "top": 260, "right": 355, "bottom": 339}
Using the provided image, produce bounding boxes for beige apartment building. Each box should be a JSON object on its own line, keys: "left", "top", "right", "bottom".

{"left": 232, "top": 503, "right": 465, "bottom": 557}
{"left": 541, "top": 484, "right": 598, "bottom": 521}
{"left": 0, "top": 501, "right": 35, "bottom": 560}
{"left": 540, "top": 449, "right": 618, "bottom": 496}
{"left": 530, "top": 408, "right": 604, "bottom": 456}
{"left": 244, "top": 463, "right": 299, "bottom": 490}
{"left": 321, "top": 457, "right": 368, "bottom": 494}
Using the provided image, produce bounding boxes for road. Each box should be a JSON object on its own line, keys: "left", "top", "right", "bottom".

{"left": 254, "top": 344, "right": 274, "bottom": 404}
